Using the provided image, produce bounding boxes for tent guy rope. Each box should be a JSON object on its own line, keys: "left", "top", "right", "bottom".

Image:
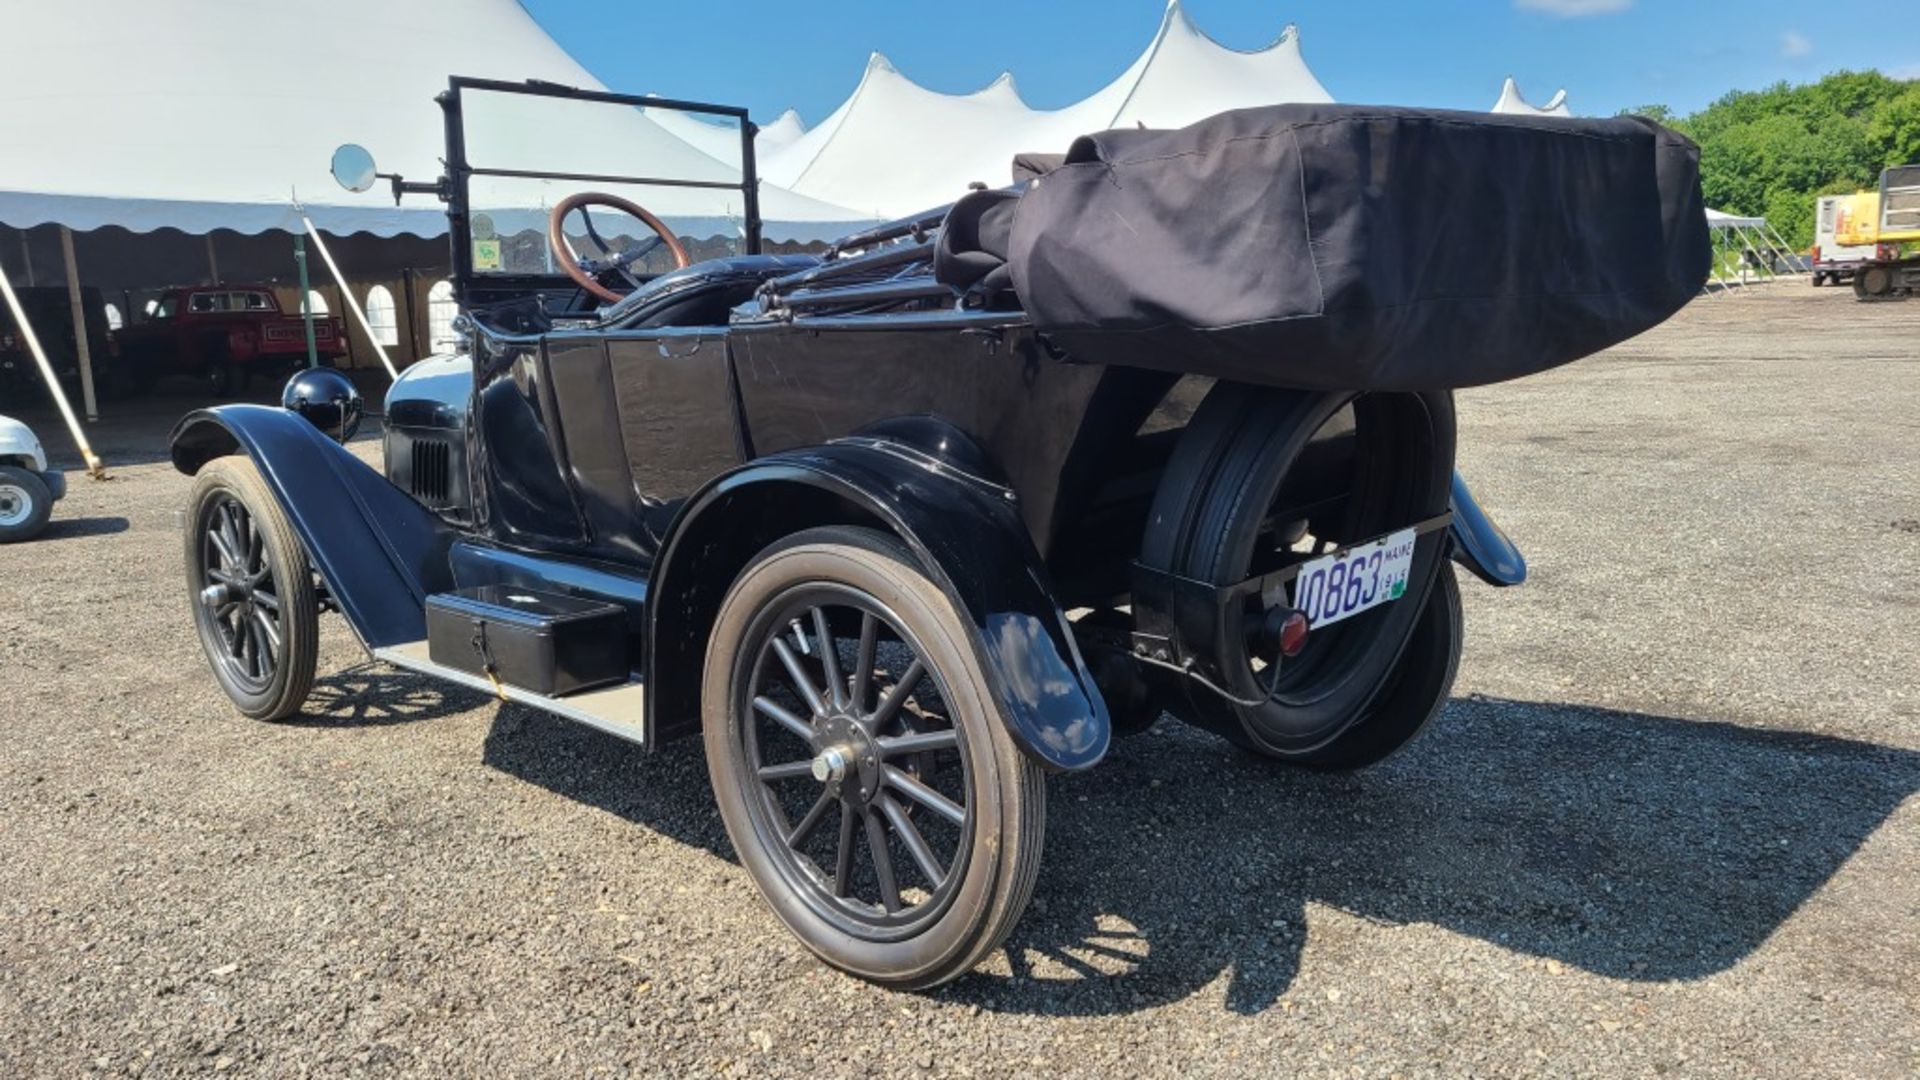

{"left": 300, "top": 213, "right": 399, "bottom": 381}
{"left": 0, "top": 258, "right": 106, "bottom": 479}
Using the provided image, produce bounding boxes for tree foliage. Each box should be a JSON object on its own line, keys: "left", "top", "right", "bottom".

{"left": 1626, "top": 70, "right": 1920, "bottom": 248}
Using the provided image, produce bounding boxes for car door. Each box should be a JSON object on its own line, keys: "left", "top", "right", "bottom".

{"left": 535, "top": 326, "right": 743, "bottom": 567}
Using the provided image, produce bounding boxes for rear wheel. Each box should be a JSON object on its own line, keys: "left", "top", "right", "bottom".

{"left": 1857, "top": 265, "right": 1894, "bottom": 298}
{"left": 1289, "top": 562, "right": 1462, "bottom": 771}
{"left": 184, "top": 458, "right": 318, "bottom": 720}
{"left": 203, "top": 334, "right": 249, "bottom": 397}
{"left": 703, "top": 526, "right": 1045, "bottom": 989}
{"left": 1141, "top": 384, "right": 1455, "bottom": 762}
{"left": 0, "top": 466, "right": 53, "bottom": 543}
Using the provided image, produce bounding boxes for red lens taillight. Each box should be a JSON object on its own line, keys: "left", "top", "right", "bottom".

{"left": 1279, "top": 610, "right": 1310, "bottom": 657}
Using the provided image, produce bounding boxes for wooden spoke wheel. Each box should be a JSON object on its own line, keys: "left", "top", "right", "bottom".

{"left": 184, "top": 458, "right": 318, "bottom": 721}
{"left": 704, "top": 527, "right": 1045, "bottom": 989}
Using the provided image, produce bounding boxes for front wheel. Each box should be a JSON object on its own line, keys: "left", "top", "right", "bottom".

{"left": 184, "top": 458, "right": 319, "bottom": 720}
{"left": 703, "top": 526, "right": 1046, "bottom": 989}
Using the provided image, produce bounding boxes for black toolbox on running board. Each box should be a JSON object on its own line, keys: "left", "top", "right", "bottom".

{"left": 425, "top": 586, "right": 628, "bottom": 696}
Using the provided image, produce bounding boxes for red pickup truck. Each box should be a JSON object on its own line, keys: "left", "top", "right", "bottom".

{"left": 116, "top": 285, "right": 347, "bottom": 395}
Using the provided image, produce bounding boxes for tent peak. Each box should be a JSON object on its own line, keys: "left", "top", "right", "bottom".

{"left": 971, "top": 71, "right": 1026, "bottom": 106}
{"left": 1158, "top": 0, "right": 1305, "bottom": 57}
{"left": 1492, "top": 77, "right": 1572, "bottom": 117}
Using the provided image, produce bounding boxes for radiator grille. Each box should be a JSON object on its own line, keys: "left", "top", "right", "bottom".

{"left": 411, "top": 439, "right": 451, "bottom": 505}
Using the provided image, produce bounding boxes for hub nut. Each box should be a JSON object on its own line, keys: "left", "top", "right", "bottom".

{"left": 811, "top": 746, "right": 850, "bottom": 784}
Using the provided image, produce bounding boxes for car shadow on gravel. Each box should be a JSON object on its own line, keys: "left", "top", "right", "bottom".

{"left": 474, "top": 692, "right": 1920, "bottom": 1018}
{"left": 290, "top": 664, "right": 490, "bottom": 727}
{"left": 37, "top": 515, "right": 130, "bottom": 539}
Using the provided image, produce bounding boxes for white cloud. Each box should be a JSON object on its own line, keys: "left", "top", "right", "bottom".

{"left": 1781, "top": 30, "right": 1813, "bottom": 59}
{"left": 1514, "top": 0, "right": 1633, "bottom": 16}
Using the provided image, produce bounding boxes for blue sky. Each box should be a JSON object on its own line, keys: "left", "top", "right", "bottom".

{"left": 522, "top": 1, "right": 1918, "bottom": 126}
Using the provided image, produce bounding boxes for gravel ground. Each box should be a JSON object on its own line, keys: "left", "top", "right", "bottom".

{"left": 1, "top": 284, "right": 1915, "bottom": 1077}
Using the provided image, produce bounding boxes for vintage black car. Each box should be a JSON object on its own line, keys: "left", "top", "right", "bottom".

{"left": 169, "top": 80, "right": 1706, "bottom": 988}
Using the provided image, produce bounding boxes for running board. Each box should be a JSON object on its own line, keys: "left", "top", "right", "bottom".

{"left": 373, "top": 640, "right": 648, "bottom": 747}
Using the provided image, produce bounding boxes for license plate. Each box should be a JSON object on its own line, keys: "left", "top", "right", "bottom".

{"left": 1289, "top": 528, "right": 1417, "bottom": 628}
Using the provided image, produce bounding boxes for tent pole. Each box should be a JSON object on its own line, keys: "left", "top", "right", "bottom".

{"left": 1764, "top": 223, "right": 1802, "bottom": 273}
{"left": 1743, "top": 226, "right": 1768, "bottom": 281}
{"left": 1743, "top": 225, "right": 1775, "bottom": 282}
{"left": 402, "top": 268, "right": 420, "bottom": 361}
{"left": 205, "top": 233, "right": 220, "bottom": 285}
{"left": 59, "top": 227, "right": 100, "bottom": 421}
{"left": 0, "top": 255, "right": 105, "bottom": 478}
{"left": 295, "top": 234, "right": 318, "bottom": 369}
{"left": 301, "top": 216, "right": 397, "bottom": 380}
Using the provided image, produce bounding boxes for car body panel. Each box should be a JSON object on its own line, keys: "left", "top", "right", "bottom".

{"left": 646, "top": 440, "right": 1113, "bottom": 772}
{"left": 170, "top": 405, "right": 456, "bottom": 648}
{"left": 0, "top": 414, "right": 51, "bottom": 473}
{"left": 1449, "top": 472, "right": 1526, "bottom": 586}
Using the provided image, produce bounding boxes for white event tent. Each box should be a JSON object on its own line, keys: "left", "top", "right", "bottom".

{"left": 1490, "top": 77, "right": 1573, "bottom": 118}
{"left": 0, "top": 0, "right": 866, "bottom": 437}
{"left": 759, "top": 0, "right": 1336, "bottom": 219}
{"left": 644, "top": 105, "right": 811, "bottom": 169}
{"left": 0, "top": 0, "right": 865, "bottom": 240}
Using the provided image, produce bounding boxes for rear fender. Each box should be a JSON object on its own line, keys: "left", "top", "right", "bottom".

{"left": 647, "top": 437, "right": 1111, "bottom": 772}
{"left": 170, "top": 405, "right": 457, "bottom": 647}
{"left": 1449, "top": 471, "right": 1526, "bottom": 586}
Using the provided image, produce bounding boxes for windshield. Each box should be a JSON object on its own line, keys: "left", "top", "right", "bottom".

{"left": 456, "top": 84, "right": 758, "bottom": 279}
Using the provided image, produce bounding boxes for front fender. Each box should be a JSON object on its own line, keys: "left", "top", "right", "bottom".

{"left": 1449, "top": 471, "right": 1526, "bottom": 586}
{"left": 170, "top": 405, "right": 456, "bottom": 648}
{"left": 647, "top": 441, "right": 1111, "bottom": 772}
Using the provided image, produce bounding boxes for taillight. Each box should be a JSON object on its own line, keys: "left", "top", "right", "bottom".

{"left": 1279, "top": 611, "right": 1310, "bottom": 657}
{"left": 1811, "top": 245, "right": 1821, "bottom": 262}
{"left": 1258, "top": 606, "right": 1312, "bottom": 659}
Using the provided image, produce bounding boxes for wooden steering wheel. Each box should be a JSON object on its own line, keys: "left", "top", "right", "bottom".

{"left": 547, "top": 191, "right": 691, "bottom": 303}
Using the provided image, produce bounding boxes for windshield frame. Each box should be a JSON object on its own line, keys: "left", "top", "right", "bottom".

{"left": 441, "top": 76, "right": 763, "bottom": 307}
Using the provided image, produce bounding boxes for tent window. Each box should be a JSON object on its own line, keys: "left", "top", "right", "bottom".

{"left": 427, "top": 280, "right": 458, "bottom": 350}
{"left": 304, "top": 290, "right": 329, "bottom": 315}
{"left": 365, "top": 285, "right": 399, "bottom": 347}
{"left": 104, "top": 304, "right": 123, "bottom": 331}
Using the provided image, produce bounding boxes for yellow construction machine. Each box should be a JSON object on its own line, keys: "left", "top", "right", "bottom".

{"left": 1833, "top": 164, "right": 1920, "bottom": 299}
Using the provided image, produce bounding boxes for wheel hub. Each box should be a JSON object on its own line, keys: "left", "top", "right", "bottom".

{"left": 814, "top": 712, "right": 881, "bottom": 807}
{"left": 0, "top": 485, "right": 27, "bottom": 527}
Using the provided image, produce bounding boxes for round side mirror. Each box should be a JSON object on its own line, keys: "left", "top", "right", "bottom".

{"left": 283, "top": 368, "right": 364, "bottom": 443}
{"left": 330, "top": 144, "right": 379, "bottom": 194}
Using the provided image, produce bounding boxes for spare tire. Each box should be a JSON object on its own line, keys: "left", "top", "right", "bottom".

{"left": 1140, "top": 383, "right": 1456, "bottom": 760}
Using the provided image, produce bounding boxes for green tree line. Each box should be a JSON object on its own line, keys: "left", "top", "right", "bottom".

{"left": 1627, "top": 70, "right": 1920, "bottom": 249}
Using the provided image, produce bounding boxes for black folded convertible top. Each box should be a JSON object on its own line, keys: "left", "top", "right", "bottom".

{"left": 940, "top": 104, "right": 1708, "bottom": 391}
